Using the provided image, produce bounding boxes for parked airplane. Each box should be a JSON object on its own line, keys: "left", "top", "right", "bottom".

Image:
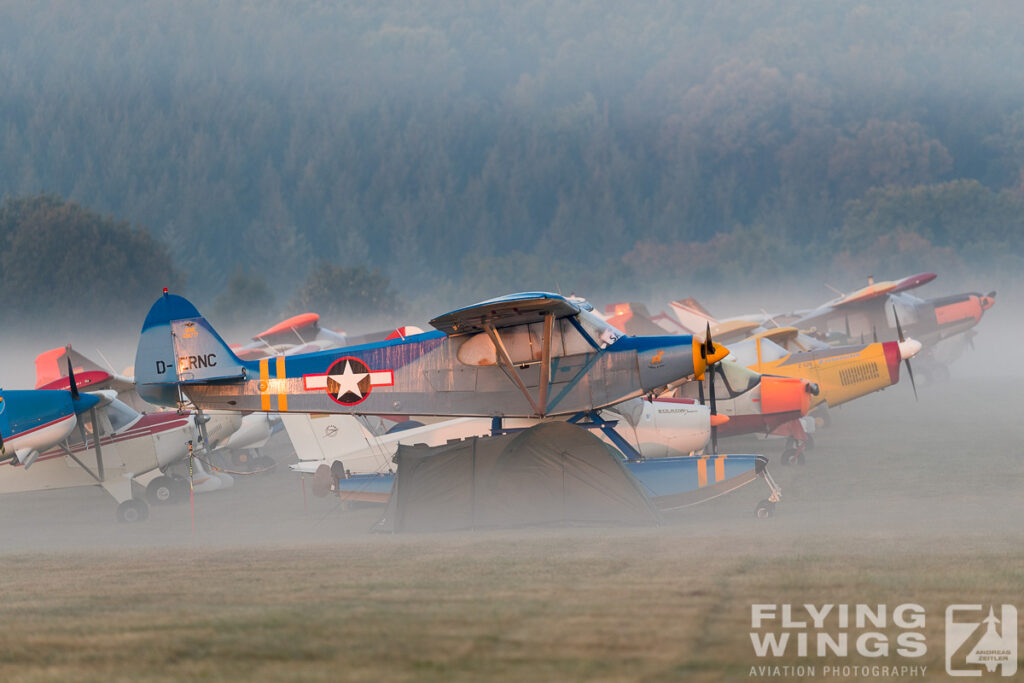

{"left": 605, "top": 300, "right": 921, "bottom": 412}
{"left": 285, "top": 395, "right": 726, "bottom": 480}
{"left": 1, "top": 363, "right": 241, "bottom": 521}
{"left": 783, "top": 273, "right": 995, "bottom": 375}
{"left": 136, "top": 291, "right": 730, "bottom": 419}
{"left": 228, "top": 312, "right": 424, "bottom": 361}
{"left": 36, "top": 344, "right": 279, "bottom": 470}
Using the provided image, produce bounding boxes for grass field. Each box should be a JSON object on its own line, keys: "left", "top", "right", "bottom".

{"left": 1, "top": 376, "right": 1021, "bottom": 682}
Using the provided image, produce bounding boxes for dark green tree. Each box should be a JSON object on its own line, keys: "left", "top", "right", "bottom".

{"left": 0, "top": 194, "right": 179, "bottom": 322}
{"left": 291, "top": 264, "right": 400, "bottom": 327}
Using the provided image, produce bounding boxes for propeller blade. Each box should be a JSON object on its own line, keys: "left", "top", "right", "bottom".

{"left": 704, "top": 322, "right": 713, "bottom": 357}
{"left": 893, "top": 305, "right": 906, "bottom": 343}
{"left": 66, "top": 358, "right": 80, "bottom": 400}
{"left": 872, "top": 326, "right": 878, "bottom": 344}
{"left": 0, "top": 429, "right": 5, "bottom": 458}
{"left": 697, "top": 376, "right": 705, "bottom": 405}
{"left": 844, "top": 315, "right": 851, "bottom": 338}
{"left": 708, "top": 364, "right": 718, "bottom": 454}
{"left": 904, "top": 359, "right": 918, "bottom": 401}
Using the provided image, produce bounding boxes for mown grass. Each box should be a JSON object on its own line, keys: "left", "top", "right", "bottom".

{"left": 1, "top": 531, "right": 1022, "bottom": 682}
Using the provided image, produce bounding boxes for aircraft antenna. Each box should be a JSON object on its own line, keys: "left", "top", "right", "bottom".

{"left": 95, "top": 348, "right": 118, "bottom": 374}
{"left": 823, "top": 283, "right": 844, "bottom": 297}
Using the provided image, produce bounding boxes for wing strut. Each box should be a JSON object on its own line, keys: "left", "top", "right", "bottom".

{"left": 90, "top": 407, "right": 104, "bottom": 481}
{"left": 537, "top": 312, "right": 554, "bottom": 415}
{"left": 61, "top": 407, "right": 106, "bottom": 482}
{"left": 483, "top": 322, "right": 541, "bottom": 416}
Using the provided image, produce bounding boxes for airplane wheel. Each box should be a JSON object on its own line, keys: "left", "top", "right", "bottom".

{"left": 756, "top": 499, "right": 775, "bottom": 519}
{"left": 116, "top": 499, "right": 149, "bottom": 523}
{"left": 781, "top": 448, "right": 805, "bottom": 466}
{"left": 146, "top": 476, "right": 178, "bottom": 505}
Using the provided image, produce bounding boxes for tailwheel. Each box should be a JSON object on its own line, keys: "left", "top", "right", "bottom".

{"left": 756, "top": 499, "right": 776, "bottom": 519}
{"left": 116, "top": 499, "right": 149, "bottom": 523}
{"left": 146, "top": 475, "right": 178, "bottom": 505}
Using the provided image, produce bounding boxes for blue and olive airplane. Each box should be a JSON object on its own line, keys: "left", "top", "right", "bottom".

{"left": 136, "top": 291, "right": 729, "bottom": 418}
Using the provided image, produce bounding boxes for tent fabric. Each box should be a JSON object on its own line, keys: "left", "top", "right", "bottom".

{"left": 375, "top": 421, "right": 660, "bottom": 532}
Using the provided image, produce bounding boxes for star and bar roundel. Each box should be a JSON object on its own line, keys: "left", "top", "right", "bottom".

{"left": 302, "top": 357, "right": 394, "bottom": 406}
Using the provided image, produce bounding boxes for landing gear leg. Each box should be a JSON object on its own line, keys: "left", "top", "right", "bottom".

{"left": 780, "top": 437, "right": 806, "bottom": 466}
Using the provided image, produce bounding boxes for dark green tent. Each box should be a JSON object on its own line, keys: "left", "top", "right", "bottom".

{"left": 374, "top": 421, "right": 660, "bottom": 532}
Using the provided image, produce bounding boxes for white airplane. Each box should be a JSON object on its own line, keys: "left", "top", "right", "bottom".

{"left": 36, "top": 344, "right": 280, "bottom": 470}
{"left": 0, "top": 374, "right": 241, "bottom": 522}
{"left": 285, "top": 396, "right": 728, "bottom": 489}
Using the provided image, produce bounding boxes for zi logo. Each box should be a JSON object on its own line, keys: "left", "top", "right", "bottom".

{"left": 946, "top": 604, "right": 1017, "bottom": 677}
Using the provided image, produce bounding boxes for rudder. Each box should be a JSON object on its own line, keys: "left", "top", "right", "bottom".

{"left": 135, "top": 292, "right": 246, "bottom": 406}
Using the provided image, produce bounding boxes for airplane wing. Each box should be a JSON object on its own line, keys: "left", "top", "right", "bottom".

{"left": 252, "top": 312, "right": 321, "bottom": 345}
{"left": 826, "top": 272, "right": 936, "bottom": 309}
{"left": 429, "top": 292, "right": 582, "bottom": 336}
{"left": 752, "top": 327, "right": 804, "bottom": 351}
{"left": 34, "top": 346, "right": 136, "bottom": 394}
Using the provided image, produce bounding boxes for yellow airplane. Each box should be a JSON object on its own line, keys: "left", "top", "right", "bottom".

{"left": 605, "top": 301, "right": 923, "bottom": 410}
{"left": 726, "top": 327, "right": 921, "bottom": 409}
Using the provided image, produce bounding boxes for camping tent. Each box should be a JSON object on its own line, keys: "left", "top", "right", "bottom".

{"left": 374, "top": 421, "right": 660, "bottom": 532}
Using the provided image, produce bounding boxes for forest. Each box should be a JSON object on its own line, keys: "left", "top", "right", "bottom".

{"left": 1, "top": 1, "right": 1022, "bottom": 325}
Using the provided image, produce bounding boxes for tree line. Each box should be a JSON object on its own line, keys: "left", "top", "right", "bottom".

{"left": 1, "top": 1, "right": 1022, "bottom": 318}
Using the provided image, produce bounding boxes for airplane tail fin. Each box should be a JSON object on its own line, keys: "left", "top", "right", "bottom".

{"left": 135, "top": 292, "right": 246, "bottom": 406}
{"left": 667, "top": 297, "right": 719, "bottom": 334}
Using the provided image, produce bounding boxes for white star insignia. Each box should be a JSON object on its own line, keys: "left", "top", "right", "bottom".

{"left": 330, "top": 360, "right": 368, "bottom": 400}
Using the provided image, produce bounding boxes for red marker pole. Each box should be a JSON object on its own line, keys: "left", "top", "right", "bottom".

{"left": 187, "top": 441, "right": 195, "bottom": 535}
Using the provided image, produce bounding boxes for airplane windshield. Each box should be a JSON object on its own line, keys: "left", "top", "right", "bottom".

{"left": 106, "top": 399, "right": 141, "bottom": 433}
{"left": 578, "top": 310, "right": 623, "bottom": 348}
{"left": 758, "top": 339, "right": 789, "bottom": 362}
{"left": 717, "top": 362, "right": 760, "bottom": 395}
{"left": 887, "top": 293, "right": 920, "bottom": 326}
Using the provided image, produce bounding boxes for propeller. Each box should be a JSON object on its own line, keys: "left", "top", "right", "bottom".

{"left": 67, "top": 358, "right": 80, "bottom": 400}
{"left": 893, "top": 305, "right": 918, "bottom": 401}
{"left": 872, "top": 326, "right": 878, "bottom": 344}
{"left": 844, "top": 315, "right": 851, "bottom": 339}
{"left": 705, "top": 323, "right": 719, "bottom": 454}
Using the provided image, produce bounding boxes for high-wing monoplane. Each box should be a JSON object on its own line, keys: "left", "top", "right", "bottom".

{"left": 783, "top": 273, "right": 995, "bottom": 373}
{"left": 136, "top": 291, "right": 729, "bottom": 419}
{"left": 2, "top": 363, "right": 241, "bottom": 521}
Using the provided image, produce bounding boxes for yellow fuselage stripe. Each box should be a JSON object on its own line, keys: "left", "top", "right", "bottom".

{"left": 276, "top": 356, "right": 288, "bottom": 412}
{"left": 259, "top": 358, "right": 271, "bottom": 411}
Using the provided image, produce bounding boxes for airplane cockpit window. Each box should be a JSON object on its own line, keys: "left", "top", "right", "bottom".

{"left": 577, "top": 310, "right": 623, "bottom": 348}
{"left": 757, "top": 338, "right": 789, "bottom": 363}
{"left": 457, "top": 310, "right": 621, "bottom": 366}
{"left": 106, "top": 399, "right": 141, "bottom": 433}
{"left": 725, "top": 339, "right": 757, "bottom": 366}
{"left": 887, "top": 294, "right": 919, "bottom": 326}
{"left": 718, "top": 361, "right": 760, "bottom": 395}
